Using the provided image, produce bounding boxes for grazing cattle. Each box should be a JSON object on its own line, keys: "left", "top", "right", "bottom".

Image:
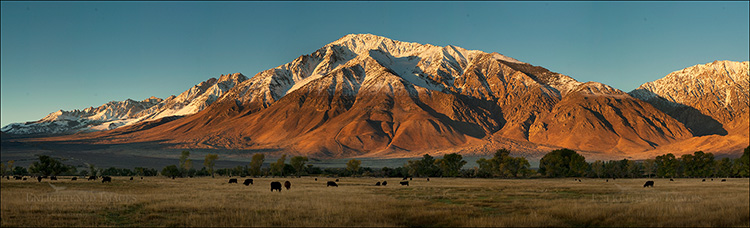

{"left": 5, "top": 176, "right": 9, "bottom": 180}
{"left": 375, "top": 181, "right": 381, "bottom": 186}
{"left": 670, "top": 178, "right": 674, "bottom": 181}
{"left": 14, "top": 176, "right": 22, "bottom": 180}
{"left": 410, "top": 177, "right": 412, "bottom": 181}
{"left": 88, "top": 176, "right": 97, "bottom": 181}
{"left": 327, "top": 181, "right": 338, "bottom": 187}
{"left": 140, "top": 177, "right": 143, "bottom": 179}
{"left": 711, "top": 178, "right": 714, "bottom": 181}
{"left": 606, "top": 179, "right": 608, "bottom": 182}
{"left": 702, "top": 179, "right": 706, "bottom": 182}
{"left": 427, "top": 178, "right": 430, "bottom": 182}
{"left": 721, "top": 179, "right": 727, "bottom": 182}
{"left": 172, "top": 176, "right": 176, "bottom": 179}
{"left": 71, "top": 177, "right": 77, "bottom": 181}
{"left": 228, "top": 178, "right": 238, "bottom": 184}
{"left": 284, "top": 181, "right": 291, "bottom": 190}
{"left": 643, "top": 180, "right": 654, "bottom": 187}
{"left": 402, "top": 177, "right": 408, "bottom": 180}
{"left": 102, "top": 176, "right": 112, "bottom": 183}
{"left": 271, "top": 182, "right": 282, "bottom": 192}
{"left": 243, "top": 179, "right": 253, "bottom": 186}
{"left": 37, "top": 176, "right": 42, "bottom": 182}
{"left": 23, "top": 177, "right": 27, "bottom": 181}
{"left": 335, "top": 179, "right": 339, "bottom": 182}
{"left": 400, "top": 181, "right": 409, "bottom": 186}
{"left": 382, "top": 181, "right": 387, "bottom": 186}
{"left": 130, "top": 177, "right": 133, "bottom": 180}
{"left": 315, "top": 178, "right": 318, "bottom": 181}
{"left": 50, "top": 176, "right": 57, "bottom": 181}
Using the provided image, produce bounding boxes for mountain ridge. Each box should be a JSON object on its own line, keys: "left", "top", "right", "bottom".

{"left": 3, "top": 34, "right": 747, "bottom": 159}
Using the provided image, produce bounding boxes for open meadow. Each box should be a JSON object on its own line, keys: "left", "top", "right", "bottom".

{"left": 1, "top": 176, "right": 748, "bottom": 227}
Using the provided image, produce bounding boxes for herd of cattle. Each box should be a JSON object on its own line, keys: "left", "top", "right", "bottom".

{"left": 2, "top": 175, "right": 732, "bottom": 191}
{"left": 224, "top": 177, "right": 409, "bottom": 191}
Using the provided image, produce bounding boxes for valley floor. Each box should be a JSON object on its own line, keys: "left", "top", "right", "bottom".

{"left": 1, "top": 177, "right": 748, "bottom": 227}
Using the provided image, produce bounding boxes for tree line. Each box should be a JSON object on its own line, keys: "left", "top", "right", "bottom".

{"left": 2, "top": 146, "right": 748, "bottom": 179}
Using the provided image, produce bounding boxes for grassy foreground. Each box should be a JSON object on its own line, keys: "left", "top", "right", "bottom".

{"left": 1, "top": 176, "right": 748, "bottom": 227}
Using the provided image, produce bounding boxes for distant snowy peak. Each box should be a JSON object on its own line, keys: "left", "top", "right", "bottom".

{"left": 1, "top": 72, "right": 248, "bottom": 135}
{"left": 634, "top": 60, "right": 749, "bottom": 105}
{"left": 135, "top": 73, "right": 248, "bottom": 121}
{"left": 630, "top": 60, "right": 749, "bottom": 134}
{"left": 1, "top": 96, "right": 163, "bottom": 135}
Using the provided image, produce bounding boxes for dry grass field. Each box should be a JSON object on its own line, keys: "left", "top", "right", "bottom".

{"left": 1, "top": 176, "right": 748, "bottom": 227}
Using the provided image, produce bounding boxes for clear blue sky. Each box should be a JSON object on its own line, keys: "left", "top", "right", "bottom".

{"left": 2, "top": 1, "right": 748, "bottom": 127}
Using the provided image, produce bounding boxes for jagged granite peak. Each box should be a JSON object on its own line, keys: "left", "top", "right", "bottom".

{"left": 630, "top": 60, "right": 749, "bottom": 136}
{"left": 134, "top": 72, "right": 248, "bottom": 121}
{"left": 219, "top": 33, "right": 581, "bottom": 114}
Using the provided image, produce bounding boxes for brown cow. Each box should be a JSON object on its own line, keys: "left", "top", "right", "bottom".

{"left": 102, "top": 176, "right": 112, "bottom": 183}
{"left": 284, "top": 181, "right": 291, "bottom": 190}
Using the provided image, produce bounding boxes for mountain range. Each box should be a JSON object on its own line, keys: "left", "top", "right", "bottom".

{"left": 3, "top": 34, "right": 748, "bottom": 160}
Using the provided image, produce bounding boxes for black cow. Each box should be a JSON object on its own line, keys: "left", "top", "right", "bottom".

{"left": 382, "top": 181, "right": 387, "bottom": 186}
{"left": 409, "top": 177, "right": 412, "bottom": 181}
{"left": 88, "top": 176, "right": 97, "bottom": 181}
{"left": 228, "top": 178, "right": 238, "bottom": 184}
{"left": 314, "top": 178, "right": 318, "bottom": 181}
{"left": 271, "top": 181, "right": 282, "bottom": 192}
{"left": 670, "top": 178, "right": 674, "bottom": 181}
{"left": 643, "top": 180, "right": 654, "bottom": 187}
{"left": 140, "top": 177, "right": 143, "bottom": 179}
{"left": 721, "top": 179, "right": 727, "bottom": 182}
{"left": 243, "top": 179, "right": 253, "bottom": 186}
{"left": 23, "top": 177, "right": 27, "bottom": 181}
{"left": 427, "top": 178, "right": 430, "bottom": 182}
{"left": 130, "top": 177, "right": 133, "bottom": 180}
{"left": 400, "top": 181, "right": 409, "bottom": 186}
{"left": 702, "top": 179, "right": 706, "bottom": 182}
{"left": 37, "top": 176, "right": 42, "bottom": 182}
{"left": 375, "top": 181, "right": 381, "bottom": 186}
{"left": 102, "top": 176, "right": 112, "bottom": 183}
{"left": 284, "top": 181, "right": 291, "bottom": 190}
{"left": 335, "top": 179, "right": 339, "bottom": 182}
{"left": 402, "top": 177, "right": 408, "bottom": 180}
{"left": 327, "top": 181, "right": 338, "bottom": 187}
{"left": 71, "top": 177, "right": 77, "bottom": 181}
{"left": 14, "top": 176, "right": 22, "bottom": 180}
{"left": 50, "top": 176, "right": 57, "bottom": 181}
